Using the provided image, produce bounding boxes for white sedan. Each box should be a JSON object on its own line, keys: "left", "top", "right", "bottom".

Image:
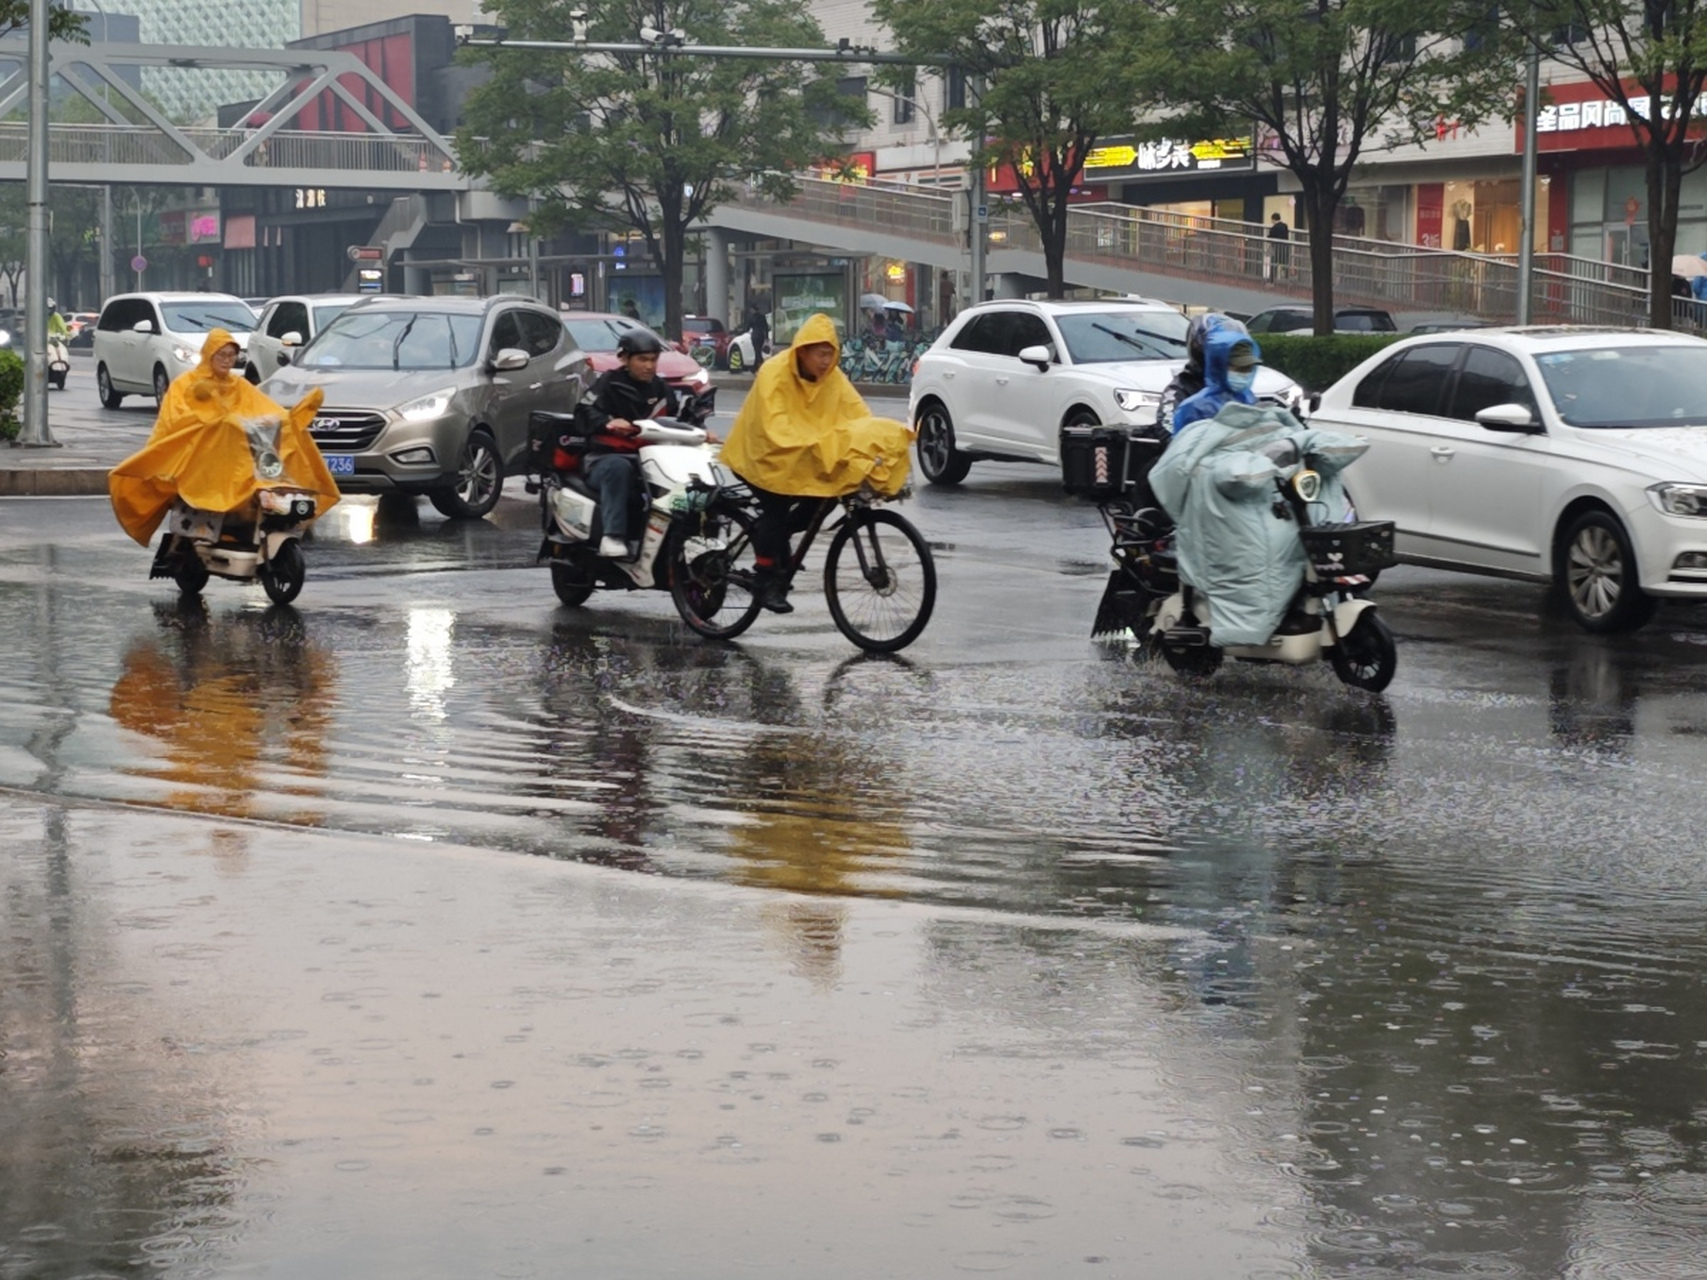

{"left": 908, "top": 299, "right": 1302, "bottom": 488}
{"left": 1310, "top": 327, "right": 1707, "bottom": 632}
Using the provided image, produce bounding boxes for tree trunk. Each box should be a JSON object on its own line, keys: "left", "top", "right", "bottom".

{"left": 1647, "top": 144, "right": 1683, "bottom": 330}
{"left": 661, "top": 218, "right": 685, "bottom": 346}
{"left": 1043, "top": 180, "right": 1069, "bottom": 299}
{"left": 1301, "top": 174, "right": 1340, "bottom": 335}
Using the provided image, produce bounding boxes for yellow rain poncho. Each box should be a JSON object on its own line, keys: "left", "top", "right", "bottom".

{"left": 108, "top": 329, "right": 339, "bottom": 546}
{"left": 719, "top": 312, "right": 912, "bottom": 497}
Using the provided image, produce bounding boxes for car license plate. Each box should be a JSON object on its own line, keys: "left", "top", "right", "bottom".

{"left": 325, "top": 454, "right": 355, "bottom": 475}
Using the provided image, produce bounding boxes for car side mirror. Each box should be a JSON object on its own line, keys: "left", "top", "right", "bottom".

{"left": 1017, "top": 343, "right": 1052, "bottom": 370}
{"left": 132, "top": 319, "right": 155, "bottom": 334}
{"left": 491, "top": 347, "right": 530, "bottom": 372}
{"left": 1475, "top": 402, "right": 1540, "bottom": 433}
{"left": 280, "top": 331, "right": 303, "bottom": 347}
{"left": 1307, "top": 391, "right": 1322, "bottom": 414}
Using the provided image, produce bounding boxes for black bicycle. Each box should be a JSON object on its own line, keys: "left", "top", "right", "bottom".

{"left": 668, "top": 479, "right": 936, "bottom": 653}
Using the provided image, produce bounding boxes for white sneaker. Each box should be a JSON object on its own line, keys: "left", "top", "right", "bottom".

{"left": 597, "top": 535, "right": 629, "bottom": 558}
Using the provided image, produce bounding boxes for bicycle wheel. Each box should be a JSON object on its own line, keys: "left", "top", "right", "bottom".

{"left": 823, "top": 508, "right": 936, "bottom": 653}
{"left": 669, "top": 502, "right": 766, "bottom": 640}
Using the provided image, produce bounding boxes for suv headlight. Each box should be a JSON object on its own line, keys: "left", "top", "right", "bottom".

{"left": 395, "top": 387, "right": 456, "bottom": 421}
{"left": 1648, "top": 482, "right": 1707, "bottom": 517}
{"left": 1114, "top": 388, "right": 1160, "bottom": 414}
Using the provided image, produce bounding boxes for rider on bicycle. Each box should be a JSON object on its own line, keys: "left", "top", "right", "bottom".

{"left": 719, "top": 313, "right": 913, "bottom": 613}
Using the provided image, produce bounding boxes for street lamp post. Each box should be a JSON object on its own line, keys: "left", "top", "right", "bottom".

{"left": 21, "top": 0, "right": 55, "bottom": 447}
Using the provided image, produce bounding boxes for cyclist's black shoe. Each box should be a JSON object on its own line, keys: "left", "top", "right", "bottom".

{"left": 755, "top": 572, "right": 793, "bottom": 614}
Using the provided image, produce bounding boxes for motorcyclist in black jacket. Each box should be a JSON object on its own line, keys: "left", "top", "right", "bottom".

{"left": 579, "top": 329, "right": 680, "bottom": 560}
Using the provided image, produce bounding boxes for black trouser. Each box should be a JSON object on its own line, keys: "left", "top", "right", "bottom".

{"left": 750, "top": 485, "right": 818, "bottom": 578}
{"left": 584, "top": 454, "right": 642, "bottom": 541}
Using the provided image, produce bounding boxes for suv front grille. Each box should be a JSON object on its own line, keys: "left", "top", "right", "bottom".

{"left": 309, "top": 410, "right": 387, "bottom": 452}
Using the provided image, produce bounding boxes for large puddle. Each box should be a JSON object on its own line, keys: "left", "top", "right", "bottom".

{"left": 8, "top": 521, "right": 1707, "bottom": 1275}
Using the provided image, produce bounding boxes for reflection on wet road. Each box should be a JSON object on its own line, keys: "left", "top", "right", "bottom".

{"left": 7, "top": 488, "right": 1707, "bottom": 1275}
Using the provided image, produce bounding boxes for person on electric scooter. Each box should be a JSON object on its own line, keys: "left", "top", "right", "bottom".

{"left": 1172, "top": 326, "right": 1261, "bottom": 436}
{"left": 719, "top": 313, "right": 913, "bottom": 614}
{"left": 1157, "top": 313, "right": 1247, "bottom": 431}
{"left": 580, "top": 328, "right": 680, "bottom": 560}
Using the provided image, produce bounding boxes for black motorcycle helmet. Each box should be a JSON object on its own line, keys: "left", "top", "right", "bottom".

{"left": 616, "top": 329, "right": 665, "bottom": 358}
{"left": 1182, "top": 313, "right": 1247, "bottom": 378}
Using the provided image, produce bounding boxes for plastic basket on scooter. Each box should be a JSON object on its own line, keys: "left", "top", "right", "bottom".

{"left": 1299, "top": 520, "right": 1398, "bottom": 577}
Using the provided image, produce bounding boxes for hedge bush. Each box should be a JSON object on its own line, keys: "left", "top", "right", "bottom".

{"left": 0, "top": 349, "right": 21, "bottom": 441}
{"left": 1254, "top": 333, "right": 1405, "bottom": 396}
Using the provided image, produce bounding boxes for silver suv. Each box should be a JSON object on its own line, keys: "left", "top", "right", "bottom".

{"left": 265, "top": 295, "right": 586, "bottom": 519}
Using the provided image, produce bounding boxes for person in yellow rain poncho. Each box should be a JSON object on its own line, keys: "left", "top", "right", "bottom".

{"left": 109, "top": 329, "right": 339, "bottom": 547}
{"left": 719, "top": 312, "right": 912, "bottom": 613}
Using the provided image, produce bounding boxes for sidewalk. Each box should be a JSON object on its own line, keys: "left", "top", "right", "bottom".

{"left": 0, "top": 368, "right": 913, "bottom": 499}
{"left": 0, "top": 401, "right": 152, "bottom": 498}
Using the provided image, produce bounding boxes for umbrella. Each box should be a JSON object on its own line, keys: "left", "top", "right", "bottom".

{"left": 883, "top": 301, "right": 915, "bottom": 314}
{"left": 858, "top": 292, "right": 891, "bottom": 311}
{"left": 1673, "top": 254, "right": 1707, "bottom": 279}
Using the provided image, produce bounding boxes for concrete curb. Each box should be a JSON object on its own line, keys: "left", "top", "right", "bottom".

{"left": 0, "top": 466, "right": 112, "bottom": 497}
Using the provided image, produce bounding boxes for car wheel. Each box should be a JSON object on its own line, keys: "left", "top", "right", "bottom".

{"left": 97, "top": 363, "right": 124, "bottom": 409}
{"left": 153, "top": 364, "right": 171, "bottom": 406}
{"left": 428, "top": 431, "right": 504, "bottom": 519}
{"left": 1557, "top": 509, "right": 1658, "bottom": 633}
{"left": 915, "top": 401, "right": 972, "bottom": 486}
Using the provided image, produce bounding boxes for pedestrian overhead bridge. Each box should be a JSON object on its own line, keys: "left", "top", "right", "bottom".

{"left": 0, "top": 39, "right": 1663, "bottom": 323}
{"left": 0, "top": 40, "right": 462, "bottom": 191}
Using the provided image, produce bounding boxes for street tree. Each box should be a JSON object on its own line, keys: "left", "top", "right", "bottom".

{"left": 1523, "top": 1, "right": 1707, "bottom": 327}
{"left": 872, "top": 0, "right": 1160, "bottom": 299}
{"left": 0, "top": 186, "right": 24, "bottom": 305}
{"left": 1160, "top": 0, "right": 1515, "bottom": 333}
{"left": 0, "top": 0, "right": 86, "bottom": 42}
{"left": 458, "top": 0, "right": 867, "bottom": 340}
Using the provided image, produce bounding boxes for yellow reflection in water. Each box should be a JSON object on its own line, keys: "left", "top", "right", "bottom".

{"left": 108, "top": 604, "right": 334, "bottom": 822}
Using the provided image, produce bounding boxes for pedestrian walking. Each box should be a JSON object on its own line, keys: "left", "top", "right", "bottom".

{"left": 1267, "top": 213, "right": 1292, "bottom": 281}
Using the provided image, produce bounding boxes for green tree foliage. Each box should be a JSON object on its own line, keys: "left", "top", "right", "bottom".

{"left": 1524, "top": 2, "right": 1707, "bottom": 327}
{"left": 0, "top": 0, "right": 87, "bottom": 43}
{"left": 873, "top": 0, "right": 1160, "bottom": 299}
{"left": 1160, "top": 0, "right": 1515, "bottom": 332}
{"left": 0, "top": 186, "right": 24, "bottom": 305}
{"left": 458, "top": 0, "right": 866, "bottom": 339}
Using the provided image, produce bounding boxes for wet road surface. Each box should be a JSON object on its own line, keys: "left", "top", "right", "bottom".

{"left": 6, "top": 461, "right": 1707, "bottom": 1277}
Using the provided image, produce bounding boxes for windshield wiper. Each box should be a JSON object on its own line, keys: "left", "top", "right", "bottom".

{"left": 199, "top": 313, "right": 253, "bottom": 332}
{"left": 1091, "top": 321, "right": 1185, "bottom": 354}
{"left": 391, "top": 315, "right": 418, "bottom": 371}
{"left": 446, "top": 319, "right": 460, "bottom": 369}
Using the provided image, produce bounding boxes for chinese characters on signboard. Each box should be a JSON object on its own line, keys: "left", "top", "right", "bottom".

{"left": 1081, "top": 136, "right": 1254, "bottom": 182}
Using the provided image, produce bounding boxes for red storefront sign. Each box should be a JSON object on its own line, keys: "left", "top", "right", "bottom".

{"left": 1516, "top": 77, "right": 1707, "bottom": 152}
{"left": 1415, "top": 182, "right": 1444, "bottom": 249}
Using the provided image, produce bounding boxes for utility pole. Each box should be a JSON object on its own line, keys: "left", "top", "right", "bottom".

{"left": 1516, "top": 42, "right": 1540, "bottom": 325}
{"left": 20, "top": 0, "right": 55, "bottom": 447}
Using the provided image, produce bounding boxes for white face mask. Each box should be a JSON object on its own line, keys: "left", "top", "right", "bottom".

{"left": 1226, "top": 368, "right": 1257, "bottom": 394}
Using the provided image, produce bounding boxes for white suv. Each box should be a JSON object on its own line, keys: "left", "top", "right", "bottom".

{"left": 908, "top": 299, "right": 1302, "bottom": 487}
{"left": 92, "top": 292, "right": 258, "bottom": 408}
{"left": 249, "top": 294, "right": 371, "bottom": 385}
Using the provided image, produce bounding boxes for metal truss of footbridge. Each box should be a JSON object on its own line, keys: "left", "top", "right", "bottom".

{"left": 704, "top": 176, "right": 1658, "bottom": 327}
{"left": 0, "top": 40, "right": 465, "bottom": 192}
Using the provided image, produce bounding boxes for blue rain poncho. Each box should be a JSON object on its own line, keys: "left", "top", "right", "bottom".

{"left": 1149, "top": 404, "right": 1367, "bottom": 645}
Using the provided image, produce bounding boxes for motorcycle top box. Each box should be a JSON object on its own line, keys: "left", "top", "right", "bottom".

{"left": 1061, "top": 424, "right": 1169, "bottom": 501}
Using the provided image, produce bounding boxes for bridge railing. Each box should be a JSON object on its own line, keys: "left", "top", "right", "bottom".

{"left": 0, "top": 122, "right": 448, "bottom": 173}
{"left": 731, "top": 175, "right": 1657, "bottom": 324}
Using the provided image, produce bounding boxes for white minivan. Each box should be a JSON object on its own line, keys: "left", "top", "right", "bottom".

{"left": 92, "top": 292, "right": 258, "bottom": 408}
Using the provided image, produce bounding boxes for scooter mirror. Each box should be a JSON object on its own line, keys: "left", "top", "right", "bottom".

{"left": 1293, "top": 469, "right": 1322, "bottom": 503}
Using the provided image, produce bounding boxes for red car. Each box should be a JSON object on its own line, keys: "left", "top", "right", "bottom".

{"left": 562, "top": 311, "right": 716, "bottom": 416}
{"left": 679, "top": 315, "right": 731, "bottom": 368}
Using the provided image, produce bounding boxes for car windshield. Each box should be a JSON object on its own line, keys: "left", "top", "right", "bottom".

{"left": 1537, "top": 345, "right": 1707, "bottom": 428}
{"left": 564, "top": 317, "right": 646, "bottom": 352}
{"left": 1054, "top": 311, "right": 1190, "bottom": 363}
{"left": 299, "top": 310, "right": 483, "bottom": 371}
{"left": 162, "top": 301, "right": 256, "bottom": 334}
{"left": 312, "top": 303, "right": 356, "bottom": 331}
